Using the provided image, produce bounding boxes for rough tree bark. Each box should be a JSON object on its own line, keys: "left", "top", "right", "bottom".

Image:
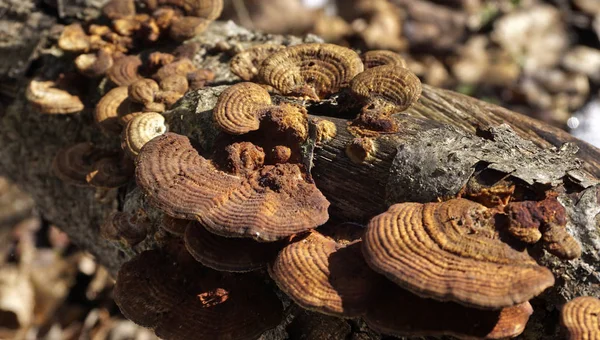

{"left": 0, "top": 3, "right": 599, "bottom": 339}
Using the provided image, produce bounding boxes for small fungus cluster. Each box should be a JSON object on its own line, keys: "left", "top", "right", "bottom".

{"left": 32, "top": 4, "right": 589, "bottom": 338}
{"left": 561, "top": 296, "right": 600, "bottom": 339}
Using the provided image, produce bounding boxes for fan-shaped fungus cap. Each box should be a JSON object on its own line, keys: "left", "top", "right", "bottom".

{"left": 26, "top": 80, "right": 84, "bottom": 114}
{"left": 153, "top": 58, "right": 197, "bottom": 82}
{"left": 185, "top": 222, "right": 281, "bottom": 272}
{"left": 160, "top": 74, "right": 189, "bottom": 94}
{"left": 107, "top": 55, "right": 143, "bottom": 86}
{"left": 270, "top": 232, "right": 377, "bottom": 317}
{"left": 100, "top": 210, "right": 149, "bottom": 246}
{"left": 128, "top": 79, "right": 160, "bottom": 105}
{"left": 121, "top": 112, "right": 167, "bottom": 157}
{"left": 362, "top": 198, "right": 555, "bottom": 308}
{"left": 259, "top": 43, "right": 364, "bottom": 100}
{"left": 52, "top": 143, "right": 100, "bottom": 186}
{"left": 159, "top": 0, "right": 223, "bottom": 20}
{"left": 360, "top": 50, "right": 408, "bottom": 69}
{"left": 213, "top": 82, "right": 272, "bottom": 135}
{"left": 135, "top": 133, "right": 329, "bottom": 241}
{"left": 507, "top": 194, "right": 581, "bottom": 259}
{"left": 161, "top": 215, "right": 192, "bottom": 236}
{"left": 74, "top": 49, "right": 114, "bottom": 78}
{"left": 86, "top": 155, "right": 134, "bottom": 188}
{"left": 263, "top": 103, "right": 309, "bottom": 143}
{"left": 364, "top": 279, "right": 533, "bottom": 339}
{"left": 102, "top": 0, "right": 136, "bottom": 19}
{"left": 58, "top": 23, "right": 90, "bottom": 52}
{"left": 170, "top": 16, "right": 210, "bottom": 41}
{"left": 230, "top": 44, "right": 285, "bottom": 81}
{"left": 350, "top": 65, "right": 421, "bottom": 112}
{"left": 187, "top": 69, "right": 215, "bottom": 90}
{"left": 95, "top": 86, "right": 131, "bottom": 134}
{"left": 114, "top": 249, "right": 283, "bottom": 340}
{"left": 561, "top": 296, "right": 600, "bottom": 340}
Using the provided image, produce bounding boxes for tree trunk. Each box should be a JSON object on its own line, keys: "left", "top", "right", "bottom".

{"left": 1, "top": 5, "right": 599, "bottom": 339}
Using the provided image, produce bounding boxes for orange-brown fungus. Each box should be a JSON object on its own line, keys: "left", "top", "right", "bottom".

{"left": 114, "top": 249, "right": 283, "bottom": 340}
{"left": 160, "top": 74, "right": 189, "bottom": 94}
{"left": 128, "top": 79, "right": 160, "bottom": 105}
{"left": 86, "top": 155, "right": 134, "bottom": 188}
{"left": 507, "top": 193, "right": 581, "bottom": 259}
{"left": 350, "top": 64, "right": 422, "bottom": 133}
{"left": 262, "top": 103, "right": 309, "bottom": 143}
{"left": 154, "top": 58, "right": 197, "bottom": 82}
{"left": 135, "top": 133, "right": 329, "bottom": 241}
{"left": 52, "top": 143, "right": 100, "bottom": 186}
{"left": 360, "top": 50, "right": 408, "bottom": 69}
{"left": 26, "top": 80, "right": 84, "bottom": 114}
{"left": 184, "top": 222, "right": 281, "bottom": 272}
{"left": 170, "top": 16, "right": 210, "bottom": 41}
{"left": 95, "top": 86, "right": 131, "bottom": 134}
{"left": 364, "top": 279, "right": 533, "bottom": 339}
{"left": 74, "top": 48, "right": 114, "bottom": 78}
{"left": 158, "top": 0, "right": 223, "bottom": 20}
{"left": 345, "top": 137, "right": 375, "bottom": 164}
{"left": 362, "top": 198, "right": 555, "bottom": 308}
{"left": 213, "top": 82, "right": 272, "bottom": 135}
{"left": 102, "top": 0, "right": 136, "bottom": 20}
{"left": 187, "top": 69, "right": 215, "bottom": 90}
{"left": 270, "top": 232, "right": 378, "bottom": 317}
{"left": 107, "top": 55, "right": 143, "bottom": 86}
{"left": 230, "top": 44, "right": 285, "bottom": 81}
{"left": 58, "top": 23, "right": 90, "bottom": 53}
{"left": 100, "top": 210, "right": 149, "bottom": 246}
{"left": 259, "top": 43, "right": 364, "bottom": 100}
{"left": 561, "top": 296, "right": 600, "bottom": 340}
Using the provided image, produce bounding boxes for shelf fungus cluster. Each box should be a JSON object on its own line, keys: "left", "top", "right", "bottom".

{"left": 561, "top": 296, "right": 600, "bottom": 339}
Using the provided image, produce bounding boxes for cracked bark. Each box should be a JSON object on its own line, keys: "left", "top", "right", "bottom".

{"left": 0, "top": 4, "right": 599, "bottom": 339}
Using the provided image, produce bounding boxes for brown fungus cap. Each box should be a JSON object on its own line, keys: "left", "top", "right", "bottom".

{"left": 262, "top": 103, "right": 309, "bottom": 143}
{"left": 86, "top": 155, "right": 134, "bottom": 188}
{"left": 100, "top": 210, "right": 149, "bottom": 246}
{"left": 259, "top": 43, "right": 364, "bottom": 100}
{"left": 95, "top": 86, "right": 131, "bottom": 134}
{"left": 52, "top": 143, "right": 100, "bottom": 186}
{"left": 74, "top": 49, "right": 114, "bottom": 78}
{"left": 561, "top": 296, "right": 600, "bottom": 340}
{"left": 107, "top": 55, "right": 143, "bottom": 87}
{"left": 507, "top": 194, "right": 581, "bottom": 259}
{"left": 114, "top": 249, "right": 283, "bottom": 340}
{"left": 159, "top": 0, "right": 223, "bottom": 20}
{"left": 128, "top": 78, "right": 160, "bottom": 105}
{"left": 121, "top": 112, "right": 167, "bottom": 157}
{"left": 161, "top": 215, "right": 192, "bottom": 236}
{"left": 159, "top": 74, "right": 189, "bottom": 94}
{"left": 270, "top": 232, "right": 378, "bottom": 317}
{"left": 187, "top": 69, "right": 215, "bottom": 90}
{"left": 135, "top": 133, "right": 329, "bottom": 241}
{"left": 58, "top": 23, "right": 90, "bottom": 53}
{"left": 345, "top": 137, "right": 375, "bottom": 164}
{"left": 184, "top": 222, "right": 281, "bottom": 272}
{"left": 213, "top": 82, "right": 272, "bottom": 135}
{"left": 350, "top": 64, "right": 422, "bottom": 118}
{"left": 360, "top": 50, "right": 408, "bottom": 69}
{"left": 362, "top": 198, "right": 555, "bottom": 309}
{"left": 102, "top": 0, "right": 136, "bottom": 20}
{"left": 364, "top": 279, "right": 533, "bottom": 339}
{"left": 170, "top": 16, "right": 210, "bottom": 41}
{"left": 153, "top": 58, "right": 197, "bottom": 82}
{"left": 230, "top": 44, "right": 285, "bottom": 81}
{"left": 313, "top": 118, "right": 337, "bottom": 145}
{"left": 26, "top": 80, "right": 84, "bottom": 114}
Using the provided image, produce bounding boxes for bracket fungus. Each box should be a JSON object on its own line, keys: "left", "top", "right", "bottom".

{"left": 85, "top": 155, "right": 134, "bottom": 188}
{"left": 58, "top": 23, "right": 90, "bottom": 53}
{"left": 128, "top": 78, "right": 160, "bottom": 106}
{"left": 95, "top": 86, "right": 131, "bottom": 134}
{"left": 270, "top": 231, "right": 378, "bottom": 317}
{"left": 349, "top": 64, "right": 422, "bottom": 133}
{"left": 107, "top": 55, "right": 143, "bottom": 86}
{"left": 26, "top": 80, "right": 84, "bottom": 114}
{"left": 52, "top": 143, "right": 101, "bottom": 186}
{"left": 362, "top": 198, "right": 555, "bottom": 308}
{"left": 135, "top": 133, "right": 329, "bottom": 241}
{"left": 229, "top": 44, "right": 285, "bottom": 81}
{"left": 100, "top": 210, "right": 149, "bottom": 246}
{"left": 170, "top": 16, "right": 210, "bottom": 41}
{"left": 561, "top": 296, "right": 600, "bottom": 340}
{"left": 345, "top": 137, "right": 376, "bottom": 164}
{"left": 259, "top": 43, "right": 364, "bottom": 100}
{"left": 360, "top": 50, "right": 408, "bottom": 69}
{"left": 184, "top": 222, "right": 281, "bottom": 272}
{"left": 506, "top": 193, "right": 581, "bottom": 259}
{"left": 114, "top": 248, "right": 283, "bottom": 340}
{"left": 364, "top": 279, "right": 534, "bottom": 339}
{"left": 74, "top": 49, "right": 114, "bottom": 78}
{"left": 159, "top": 0, "right": 224, "bottom": 21}
{"left": 213, "top": 82, "right": 272, "bottom": 135}
{"left": 121, "top": 111, "right": 167, "bottom": 157}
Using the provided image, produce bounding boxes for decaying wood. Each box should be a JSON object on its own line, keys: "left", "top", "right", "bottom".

{"left": 0, "top": 8, "right": 599, "bottom": 339}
